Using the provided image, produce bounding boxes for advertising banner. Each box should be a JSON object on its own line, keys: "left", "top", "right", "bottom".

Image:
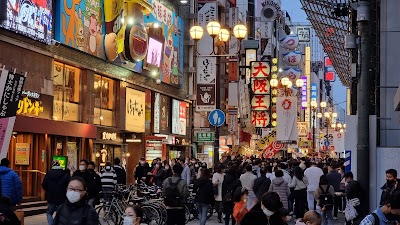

{"left": 197, "top": 1, "right": 218, "bottom": 55}
{"left": 297, "top": 122, "right": 309, "bottom": 137}
{"left": 172, "top": 100, "right": 187, "bottom": 135}
{"left": 1, "top": 0, "right": 52, "bottom": 44}
{"left": 228, "top": 58, "right": 239, "bottom": 82}
{"left": 160, "top": 95, "right": 170, "bottom": 134}
{"left": 276, "top": 97, "right": 298, "bottom": 142}
{"left": 197, "top": 57, "right": 217, "bottom": 84}
{"left": 228, "top": 109, "right": 238, "bottom": 134}
{"left": 196, "top": 84, "right": 216, "bottom": 112}
{"left": 125, "top": 88, "right": 145, "bottom": 132}
{"left": 15, "top": 143, "right": 30, "bottom": 165}
{"left": 154, "top": 93, "right": 161, "bottom": 133}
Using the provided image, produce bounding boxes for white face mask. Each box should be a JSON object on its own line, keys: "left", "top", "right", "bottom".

{"left": 155, "top": 164, "right": 159, "bottom": 168}
{"left": 79, "top": 165, "right": 86, "bottom": 171}
{"left": 105, "top": 166, "right": 111, "bottom": 170}
{"left": 66, "top": 190, "right": 82, "bottom": 203}
{"left": 123, "top": 216, "right": 134, "bottom": 225}
{"left": 165, "top": 166, "right": 169, "bottom": 170}
{"left": 261, "top": 205, "right": 274, "bottom": 217}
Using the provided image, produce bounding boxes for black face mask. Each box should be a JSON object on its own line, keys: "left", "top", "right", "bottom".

{"left": 387, "top": 180, "right": 396, "bottom": 185}
{"left": 88, "top": 168, "right": 95, "bottom": 172}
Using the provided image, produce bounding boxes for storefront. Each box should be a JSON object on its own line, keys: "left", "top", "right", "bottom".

{"left": 93, "top": 127, "right": 125, "bottom": 168}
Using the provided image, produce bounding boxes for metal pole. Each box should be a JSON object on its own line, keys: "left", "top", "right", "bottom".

{"left": 356, "top": 1, "right": 370, "bottom": 215}
{"left": 312, "top": 111, "right": 316, "bottom": 156}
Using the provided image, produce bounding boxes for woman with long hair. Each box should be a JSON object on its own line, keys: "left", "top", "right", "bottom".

{"left": 289, "top": 166, "right": 309, "bottom": 218}
{"left": 213, "top": 164, "right": 225, "bottom": 223}
{"left": 222, "top": 167, "right": 241, "bottom": 225}
{"left": 193, "top": 168, "right": 214, "bottom": 225}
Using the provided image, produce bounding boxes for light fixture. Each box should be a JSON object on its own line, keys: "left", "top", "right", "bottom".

{"left": 296, "top": 78, "right": 304, "bottom": 87}
{"left": 218, "top": 29, "right": 230, "bottom": 42}
{"left": 272, "top": 66, "right": 278, "bottom": 72}
{"left": 337, "top": 123, "right": 342, "bottom": 128}
{"left": 272, "top": 89, "right": 278, "bottom": 95}
{"left": 180, "top": 0, "right": 188, "bottom": 3}
{"left": 278, "top": 68, "right": 283, "bottom": 73}
{"left": 272, "top": 121, "right": 277, "bottom": 127}
{"left": 189, "top": 26, "right": 204, "bottom": 41}
{"left": 128, "top": 18, "right": 134, "bottom": 25}
{"left": 270, "top": 78, "right": 279, "bottom": 87}
{"left": 286, "top": 81, "right": 293, "bottom": 88}
{"left": 343, "top": 124, "right": 347, "bottom": 129}
{"left": 301, "top": 101, "right": 308, "bottom": 108}
{"left": 340, "top": 129, "right": 344, "bottom": 133}
{"left": 126, "top": 139, "right": 142, "bottom": 143}
{"left": 272, "top": 58, "right": 278, "bottom": 64}
{"left": 272, "top": 113, "right": 277, "bottom": 119}
{"left": 272, "top": 97, "right": 277, "bottom": 103}
{"left": 151, "top": 70, "right": 158, "bottom": 77}
{"left": 233, "top": 24, "right": 247, "bottom": 40}
{"left": 324, "top": 112, "right": 331, "bottom": 118}
{"left": 95, "top": 152, "right": 100, "bottom": 158}
{"left": 206, "top": 21, "right": 221, "bottom": 37}
{"left": 120, "top": 18, "right": 125, "bottom": 24}
{"left": 125, "top": 152, "right": 131, "bottom": 157}
{"left": 310, "top": 101, "right": 317, "bottom": 108}
{"left": 272, "top": 73, "right": 278, "bottom": 79}
{"left": 281, "top": 77, "right": 290, "bottom": 86}
{"left": 153, "top": 22, "right": 160, "bottom": 28}
{"left": 320, "top": 101, "right": 327, "bottom": 108}
{"left": 317, "top": 112, "right": 323, "bottom": 118}
{"left": 332, "top": 112, "right": 338, "bottom": 118}
{"left": 100, "top": 116, "right": 104, "bottom": 120}
{"left": 332, "top": 123, "right": 336, "bottom": 128}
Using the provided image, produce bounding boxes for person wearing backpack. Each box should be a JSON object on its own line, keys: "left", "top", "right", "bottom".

{"left": 222, "top": 167, "right": 241, "bottom": 225}
{"left": 53, "top": 177, "right": 99, "bottom": 225}
{"left": 162, "top": 163, "right": 189, "bottom": 225}
{"left": 314, "top": 175, "right": 335, "bottom": 225}
{"left": 357, "top": 190, "right": 400, "bottom": 225}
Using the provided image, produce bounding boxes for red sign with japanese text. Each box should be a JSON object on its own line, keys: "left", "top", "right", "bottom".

{"left": 251, "top": 95, "right": 270, "bottom": 111}
{"left": 251, "top": 62, "right": 270, "bottom": 78}
{"left": 251, "top": 111, "right": 270, "bottom": 127}
{"left": 228, "top": 60, "right": 239, "bottom": 81}
{"left": 251, "top": 79, "right": 270, "bottom": 94}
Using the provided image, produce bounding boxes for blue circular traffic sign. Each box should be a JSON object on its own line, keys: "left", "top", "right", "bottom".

{"left": 208, "top": 109, "right": 225, "bottom": 127}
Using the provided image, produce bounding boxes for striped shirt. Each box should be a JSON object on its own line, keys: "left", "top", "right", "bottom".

{"left": 101, "top": 170, "right": 117, "bottom": 190}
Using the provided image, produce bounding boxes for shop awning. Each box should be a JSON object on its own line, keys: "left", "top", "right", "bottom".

{"left": 300, "top": 0, "right": 352, "bottom": 87}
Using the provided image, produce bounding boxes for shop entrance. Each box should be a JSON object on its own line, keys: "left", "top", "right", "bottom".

{"left": 94, "top": 144, "right": 122, "bottom": 169}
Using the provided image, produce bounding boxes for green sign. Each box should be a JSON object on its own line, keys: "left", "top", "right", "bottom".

{"left": 196, "top": 132, "right": 215, "bottom": 142}
{"left": 52, "top": 156, "right": 68, "bottom": 170}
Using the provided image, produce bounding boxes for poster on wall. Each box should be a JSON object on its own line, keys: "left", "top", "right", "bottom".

{"left": 160, "top": 95, "right": 170, "bottom": 134}
{"left": 154, "top": 93, "right": 161, "bottom": 133}
{"left": 15, "top": 143, "right": 30, "bottom": 165}
{"left": 0, "top": 0, "right": 53, "bottom": 44}
{"left": 172, "top": 100, "right": 187, "bottom": 135}
{"left": 66, "top": 142, "right": 77, "bottom": 172}
{"left": 125, "top": 88, "right": 145, "bottom": 133}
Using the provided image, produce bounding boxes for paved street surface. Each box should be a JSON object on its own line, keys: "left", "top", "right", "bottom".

{"left": 25, "top": 211, "right": 346, "bottom": 225}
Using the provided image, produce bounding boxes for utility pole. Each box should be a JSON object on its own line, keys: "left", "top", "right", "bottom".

{"left": 356, "top": 0, "right": 370, "bottom": 215}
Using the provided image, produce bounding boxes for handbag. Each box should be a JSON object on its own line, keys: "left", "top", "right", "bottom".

{"left": 344, "top": 199, "right": 358, "bottom": 221}
{"left": 213, "top": 184, "right": 219, "bottom": 195}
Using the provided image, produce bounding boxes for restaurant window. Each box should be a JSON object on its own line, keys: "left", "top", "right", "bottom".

{"left": 53, "top": 62, "right": 81, "bottom": 122}
{"left": 94, "top": 75, "right": 115, "bottom": 126}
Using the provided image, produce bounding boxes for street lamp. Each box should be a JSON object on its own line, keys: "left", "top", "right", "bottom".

{"left": 270, "top": 78, "right": 279, "bottom": 87}
{"left": 281, "top": 77, "right": 290, "bottom": 86}
{"left": 218, "top": 29, "right": 230, "bottom": 42}
{"left": 189, "top": 26, "right": 204, "bottom": 40}
{"left": 332, "top": 112, "right": 338, "bottom": 118}
{"left": 317, "top": 112, "right": 323, "bottom": 118}
{"left": 296, "top": 78, "right": 304, "bottom": 87}
{"left": 337, "top": 123, "right": 342, "bottom": 129}
{"left": 320, "top": 101, "right": 327, "bottom": 108}
{"left": 324, "top": 112, "right": 331, "bottom": 118}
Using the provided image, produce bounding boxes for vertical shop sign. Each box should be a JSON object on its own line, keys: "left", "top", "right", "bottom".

{"left": 66, "top": 142, "right": 77, "bottom": 172}
{"left": 196, "top": 85, "right": 216, "bottom": 112}
{"left": 154, "top": 93, "right": 161, "bottom": 133}
{"left": 197, "top": 57, "right": 217, "bottom": 84}
{"left": 311, "top": 83, "right": 317, "bottom": 102}
{"left": 0, "top": 69, "right": 26, "bottom": 159}
{"left": 301, "top": 76, "right": 307, "bottom": 109}
{"left": 228, "top": 58, "right": 239, "bottom": 81}
{"left": 172, "top": 99, "right": 180, "bottom": 135}
{"left": 179, "top": 101, "right": 187, "bottom": 135}
{"left": 276, "top": 97, "right": 298, "bottom": 142}
{"left": 228, "top": 109, "right": 238, "bottom": 134}
{"left": 160, "top": 95, "right": 170, "bottom": 134}
{"left": 197, "top": 1, "right": 218, "bottom": 56}
{"left": 125, "top": 88, "right": 146, "bottom": 132}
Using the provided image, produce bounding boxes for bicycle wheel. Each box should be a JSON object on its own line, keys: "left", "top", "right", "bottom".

{"left": 142, "top": 204, "right": 162, "bottom": 225}
{"left": 96, "top": 205, "right": 118, "bottom": 225}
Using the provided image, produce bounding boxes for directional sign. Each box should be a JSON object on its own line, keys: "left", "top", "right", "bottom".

{"left": 324, "top": 141, "right": 330, "bottom": 147}
{"left": 196, "top": 132, "right": 215, "bottom": 142}
{"left": 208, "top": 109, "right": 226, "bottom": 127}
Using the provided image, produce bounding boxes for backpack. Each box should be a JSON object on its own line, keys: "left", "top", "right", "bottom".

{"left": 164, "top": 178, "right": 182, "bottom": 207}
{"left": 318, "top": 185, "right": 334, "bottom": 210}
{"left": 353, "top": 213, "right": 379, "bottom": 225}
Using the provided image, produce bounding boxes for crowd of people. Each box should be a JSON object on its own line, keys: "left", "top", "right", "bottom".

{"left": 0, "top": 155, "right": 399, "bottom": 225}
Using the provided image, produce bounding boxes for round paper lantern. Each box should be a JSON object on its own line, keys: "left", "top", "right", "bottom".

{"left": 280, "top": 35, "right": 299, "bottom": 50}
{"left": 282, "top": 51, "right": 302, "bottom": 66}
{"left": 283, "top": 67, "right": 302, "bottom": 83}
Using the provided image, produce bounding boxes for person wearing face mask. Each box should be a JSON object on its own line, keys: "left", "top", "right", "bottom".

{"left": 163, "top": 161, "right": 173, "bottom": 179}
{"left": 233, "top": 187, "right": 249, "bottom": 225}
{"left": 86, "top": 161, "right": 101, "bottom": 207}
{"left": 52, "top": 177, "right": 99, "bottom": 225}
{"left": 240, "top": 192, "right": 285, "bottom": 225}
{"left": 147, "top": 162, "right": 165, "bottom": 187}
{"left": 134, "top": 157, "right": 149, "bottom": 184}
{"left": 73, "top": 160, "right": 90, "bottom": 179}
{"left": 100, "top": 162, "right": 117, "bottom": 202}
{"left": 123, "top": 205, "right": 143, "bottom": 225}
{"left": 179, "top": 158, "right": 191, "bottom": 186}
{"left": 380, "top": 169, "right": 400, "bottom": 207}
{"left": 342, "top": 172, "right": 362, "bottom": 225}
{"left": 358, "top": 191, "right": 400, "bottom": 225}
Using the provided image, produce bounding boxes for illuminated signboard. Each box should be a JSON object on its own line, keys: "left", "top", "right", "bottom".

{"left": 1, "top": 0, "right": 52, "bottom": 44}
{"left": 325, "top": 72, "right": 336, "bottom": 82}
{"left": 311, "top": 83, "right": 317, "bottom": 102}
{"left": 301, "top": 76, "right": 307, "bottom": 109}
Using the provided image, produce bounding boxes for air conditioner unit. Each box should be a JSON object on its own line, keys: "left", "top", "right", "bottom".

{"left": 261, "top": 4, "right": 278, "bottom": 22}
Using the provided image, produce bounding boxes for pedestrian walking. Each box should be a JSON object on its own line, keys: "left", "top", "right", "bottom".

{"left": 163, "top": 163, "right": 189, "bottom": 225}
{"left": 359, "top": 191, "right": 400, "bottom": 225}
{"left": 86, "top": 161, "right": 102, "bottom": 207}
{"left": 52, "top": 177, "right": 99, "bottom": 225}
{"left": 213, "top": 164, "right": 225, "bottom": 223}
{"left": 239, "top": 165, "right": 257, "bottom": 209}
{"left": 269, "top": 170, "right": 290, "bottom": 210}
{"left": 41, "top": 160, "right": 70, "bottom": 225}
{"left": 314, "top": 175, "right": 335, "bottom": 225}
{"left": 241, "top": 192, "right": 285, "bottom": 225}
{"left": 326, "top": 164, "right": 342, "bottom": 219}
{"left": 343, "top": 172, "right": 362, "bottom": 225}
{"left": 180, "top": 158, "right": 191, "bottom": 186}
{"left": 305, "top": 162, "right": 324, "bottom": 210}
{"left": 100, "top": 162, "right": 117, "bottom": 201}
{"left": 0, "top": 197, "right": 21, "bottom": 225}
{"left": 253, "top": 168, "right": 271, "bottom": 207}
{"left": 134, "top": 158, "right": 149, "bottom": 184}
{"left": 233, "top": 187, "right": 249, "bottom": 225}
{"left": 0, "top": 158, "right": 22, "bottom": 206}
{"left": 193, "top": 168, "right": 215, "bottom": 225}
{"left": 289, "top": 166, "right": 308, "bottom": 219}
{"left": 380, "top": 169, "right": 400, "bottom": 206}
{"left": 148, "top": 162, "right": 165, "bottom": 187}
{"left": 222, "top": 168, "right": 241, "bottom": 225}
{"left": 113, "top": 158, "right": 126, "bottom": 185}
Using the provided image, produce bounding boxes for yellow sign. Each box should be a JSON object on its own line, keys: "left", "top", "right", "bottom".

{"left": 125, "top": 88, "right": 146, "bottom": 132}
{"left": 15, "top": 143, "right": 30, "bottom": 165}
{"left": 17, "top": 97, "right": 43, "bottom": 116}
{"left": 257, "top": 129, "right": 277, "bottom": 149}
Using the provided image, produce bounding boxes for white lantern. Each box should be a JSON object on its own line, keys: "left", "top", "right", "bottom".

{"left": 279, "top": 35, "right": 300, "bottom": 50}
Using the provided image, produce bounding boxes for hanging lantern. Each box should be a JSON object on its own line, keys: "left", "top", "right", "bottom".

{"left": 282, "top": 51, "right": 302, "bottom": 66}
{"left": 279, "top": 35, "right": 299, "bottom": 50}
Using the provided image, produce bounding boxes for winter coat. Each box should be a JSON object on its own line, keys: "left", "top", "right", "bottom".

{"left": 113, "top": 165, "right": 126, "bottom": 185}
{"left": 193, "top": 177, "right": 215, "bottom": 205}
{"left": 380, "top": 179, "right": 400, "bottom": 206}
{"left": 314, "top": 184, "right": 335, "bottom": 206}
{"left": 42, "top": 166, "right": 70, "bottom": 205}
{"left": 289, "top": 176, "right": 309, "bottom": 190}
{"left": 253, "top": 175, "right": 271, "bottom": 201}
{"left": 268, "top": 177, "right": 290, "bottom": 209}
{"left": 86, "top": 170, "right": 102, "bottom": 199}
{"left": 100, "top": 170, "right": 117, "bottom": 191}
{"left": 53, "top": 199, "right": 99, "bottom": 225}
{"left": 222, "top": 173, "right": 241, "bottom": 214}
{"left": 326, "top": 171, "right": 342, "bottom": 192}
{"left": 241, "top": 203, "right": 285, "bottom": 225}
{"left": 134, "top": 165, "right": 149, "bottom": 182}
{"left": 149, "top": 167, "right": 165, "bottom": 187}
{"left": 162, "top": 175, "right": 189, "bottom": 208}
{"left": 0, "top": 166, "right": 22, "bottom": 205}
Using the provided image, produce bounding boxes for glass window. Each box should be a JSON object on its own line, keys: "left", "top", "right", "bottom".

{"left": 53, "top": 62, "right": 81, "bottom": 122}
{"left": 94, "top": 75, "right": 115, "bottom": 126}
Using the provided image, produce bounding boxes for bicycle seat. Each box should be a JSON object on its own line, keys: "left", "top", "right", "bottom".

{"left": 130, "top": 197, "right": 145, "bottom": 204}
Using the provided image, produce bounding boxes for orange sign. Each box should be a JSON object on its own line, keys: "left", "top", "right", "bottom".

{"left": 228, "top": 60, "right": 239, "bottom": 81}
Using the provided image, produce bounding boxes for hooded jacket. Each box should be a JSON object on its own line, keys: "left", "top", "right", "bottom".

{"left": 193, "top": 177, "right": 215, "bottom": 204}
{"left": 222, "top": 173, "right": 241, "bottom": 214}
{"left": 0, "top": 166, "right": 22, "bottom": 205}
{"left": 42, "top": 166, "right": 70, "bottom": 205}
{"left": 268, "top": 177, "right": 290, "bottom": 209}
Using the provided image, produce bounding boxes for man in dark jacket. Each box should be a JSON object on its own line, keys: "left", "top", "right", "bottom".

{"left": 241, "top": 192, "right": 285, "bottom": 225}
{"left": 253, "top": 169, "right": 271, "bottom": 204}
{"left": 113, "top": 158, "right": 126, "bottom": 185}
{"left": 326, "top": 164, "right": 342, "bottom": 219}
{"left": 42, "top": 160, "right": 70, "bottom": 225}
{"left": 343, "top": 172, "right": 363, "bottom": 225}
{"left": 86, "top": 161, "right": 102, "bottom": 207}
{"left": 0, "top": 159, "right": 22, "bottom": 206}
{"left": 134, "top": 157, "right": 149, "bottom": 184}
{"left": 380, "top": 169, "right": 400, "bottom": 206}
